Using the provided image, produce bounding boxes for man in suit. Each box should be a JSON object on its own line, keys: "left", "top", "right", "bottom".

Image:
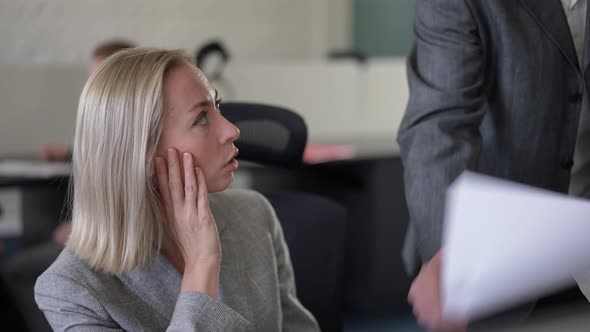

{"left": 398, "top": 0, "right": 590, "bottom": 330}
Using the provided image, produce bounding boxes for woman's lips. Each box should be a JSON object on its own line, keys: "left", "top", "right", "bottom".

{"left": 224, "top": 158, "right": 238, "bottom": 171}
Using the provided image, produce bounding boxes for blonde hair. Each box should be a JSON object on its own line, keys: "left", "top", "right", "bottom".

{"left": 68, "top": 48, "right": 192, "bottom": 274}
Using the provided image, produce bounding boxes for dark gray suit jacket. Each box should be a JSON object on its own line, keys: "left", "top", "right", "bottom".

{"left": 398, "top": 0, "right": 590, "bottom": 273}
{"left": 34, "top": 189, "right": 319, "bottom": 331}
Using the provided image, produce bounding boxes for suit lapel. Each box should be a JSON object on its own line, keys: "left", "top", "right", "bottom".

{"left": 117, "top": 254, "right": 182, "bottom": 321}
{"left": 520, "top": 0, "right": 580, "bottom": 69}
{"left": 583, "top": 0, "right": 590, "bottom": 73}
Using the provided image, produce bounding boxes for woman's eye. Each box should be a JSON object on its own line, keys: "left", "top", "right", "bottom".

{"left": 194, "top": 112, "right": 208, "bottom": 126}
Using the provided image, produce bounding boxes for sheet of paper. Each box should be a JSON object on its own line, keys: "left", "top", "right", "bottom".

{"left": 442, "top": 172, "right": 590, "bottom": 321}
{"left": 0, "top": 160, "right": 71, "bottom": 178}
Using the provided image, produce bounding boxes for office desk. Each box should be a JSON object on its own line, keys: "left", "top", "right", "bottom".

{"left": 0, "top": 176, "right": 69, "bottom": 250}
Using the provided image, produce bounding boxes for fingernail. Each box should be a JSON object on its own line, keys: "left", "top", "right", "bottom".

{"left": 183, "top": 152, "right": 190, "bottom": 160}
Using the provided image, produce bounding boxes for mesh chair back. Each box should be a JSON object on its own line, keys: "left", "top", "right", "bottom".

{"left": 220, "top": 102, "right": 307, "bottom": 168}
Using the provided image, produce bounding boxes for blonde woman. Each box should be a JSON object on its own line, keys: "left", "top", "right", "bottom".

{"left": 34, "top": 48, "right": 319, "bottom": 331}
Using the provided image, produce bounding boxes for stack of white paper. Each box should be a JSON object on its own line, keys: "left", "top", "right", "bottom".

{"left": 442, "top": 172, "right": 590, "bottom": 321}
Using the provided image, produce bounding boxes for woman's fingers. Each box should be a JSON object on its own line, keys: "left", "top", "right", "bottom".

{"left": 195, "top": 167, "right": 210, "bottom": 220}
{"left": 155, "top": 156, "right": 172, "bottom": 210}
{"left": 183, "top": 152, "right": 198, "bottom": 203}
{"left": 159, "top": 150, "right": 215, "bottom": 238}
{"left": 167, "top": 148, "right": 184, "bottom": 205}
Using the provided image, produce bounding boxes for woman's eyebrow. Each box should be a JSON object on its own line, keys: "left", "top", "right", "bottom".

{"left": 187, "top": 99, "right": 213, "bottom": 113}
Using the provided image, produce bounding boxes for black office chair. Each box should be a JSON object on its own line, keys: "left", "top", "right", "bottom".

{"left": 221, "top": 102, "right": 307, "bottom": 168}
{"left": 221, "top": 102, "right": 348, "bottom": 332}
{"left": 266, "top": 192, "right": 347, "bottom": 332}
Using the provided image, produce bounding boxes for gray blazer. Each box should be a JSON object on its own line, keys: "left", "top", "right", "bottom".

{"left": 398, "top": 0, "right": 590, "bottom": 273}
{"left": 34, "top": 189, "right": 319, "bottom": 332}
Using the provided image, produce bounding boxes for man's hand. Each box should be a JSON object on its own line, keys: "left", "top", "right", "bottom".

{"left": 408, "top": 250, "right": 468, "bottom": 332}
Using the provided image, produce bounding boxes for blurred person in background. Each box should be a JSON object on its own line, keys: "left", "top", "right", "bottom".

{"left": 0, "top": 39, "right": 135, "bottom": 332}
{"left": 39, "top": 39, "right": 136, "bottom": 161}
{"left": 34, "top": 47, "right": 318, "bottom": 331}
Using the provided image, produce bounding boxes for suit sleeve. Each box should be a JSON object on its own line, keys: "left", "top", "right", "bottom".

{"left": 35, "top": 272, "right": 251, "bottom": 331}
{"left": 167, "top": 292, "right": 251, "bottom": 331}
{"left": 259, "top": 195, "right": 320, "bottom": 332}
{"left": 35, "top": 272, "right": 124, "bottom": 331}
{"left": 397, "top": 0, "right": 487, "bottom": 264}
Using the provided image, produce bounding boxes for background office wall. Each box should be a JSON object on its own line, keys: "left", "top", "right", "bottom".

{"left": 0, "top": 0, "right": 354, "bottom": 155}
{"left": 0, "top": 0, "right": 352, "bottom": 65}
{"left": 353, "top": 0, "right": 415, "bottom": 57}
{"left": 0, "top": 59, "right": 409, "bottom": 155}
{"left": 223, "top": 59, "right": 408, "bottom": 141}
{"left": 0, "top": 0, "right": 418, "bottom": 155}
{"left": 0, "top": 67, "right": 85, "bottom": 155}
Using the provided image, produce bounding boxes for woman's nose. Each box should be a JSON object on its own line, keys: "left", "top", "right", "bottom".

{"left": 220, "top": 116, "right": 240, "bottom": 144}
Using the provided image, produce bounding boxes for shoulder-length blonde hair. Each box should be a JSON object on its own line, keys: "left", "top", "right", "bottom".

{"left": 68, "top": 48, "right": 192, "bottom": 274}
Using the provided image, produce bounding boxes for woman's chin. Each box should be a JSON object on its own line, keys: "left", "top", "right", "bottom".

{"left": 208, "top": 175, "right": 234, "bottom": 193}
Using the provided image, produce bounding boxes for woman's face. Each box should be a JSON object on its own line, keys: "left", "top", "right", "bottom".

{"left": 156, "top": 63, "right": 240, "bottom": 192}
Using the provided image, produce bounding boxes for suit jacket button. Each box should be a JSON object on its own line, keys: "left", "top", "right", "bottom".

{"left": 569, "top": 92, "right": 583, "bottom": 103}
{"left": 561, "top": 159, "right": 574, "bottom": 170}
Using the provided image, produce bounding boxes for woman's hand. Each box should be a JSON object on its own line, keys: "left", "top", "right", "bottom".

{"left": 155, "top": 148, "right": 222, "bottom": 298}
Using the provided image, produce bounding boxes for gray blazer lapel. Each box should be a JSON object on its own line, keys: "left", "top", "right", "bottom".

{"left": 117, "top": 255, "right": 182, "bottom": 321}
{"left": 520, "top": 0, "right": 580, "bottom": 69}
